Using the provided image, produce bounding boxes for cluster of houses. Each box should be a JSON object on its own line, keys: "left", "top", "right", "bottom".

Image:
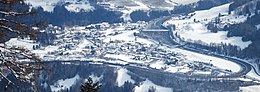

{"left": 37, "top": 22, "right": 224, "bottom": 76}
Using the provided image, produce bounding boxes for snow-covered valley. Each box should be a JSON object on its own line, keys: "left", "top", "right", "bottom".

{"left": 6, "top": 20, "right": 260, "bottom": 91}
{"left": 1, "top": 0, "right": 260, "bottom": 92}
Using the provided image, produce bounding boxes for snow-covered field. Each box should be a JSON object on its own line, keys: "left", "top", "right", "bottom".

{"left": 101, "top": 0, "right": 199, "bottom": 21}
{"left": 256, "top": 24, "right": 260, "bottom": 30}
{"left": 103, "top": 30, "right": 155, "bottom": 45}
{"left": 240, "top": 69, "right": 260, "bottom": 92}
{"left": 165, "top": 3, "right": 251, "bottom": 49}
{"left": 134, "top": 79, "right": 172, "bottom": 92}
{"left": 49, "top": 73, "right": 103, "bottom": 92}
{"left": 240, "top": 85, "right": 260, "bottom": 92}
{"left": 104, "top": 54, "right": 148, "bottom": 64}
{"left": 247, "top": 69, "right": 260, "bottom": 81}
{"left": 102, "top": 0, "right": 150, "bottom": 22}
{"left": 173, "top": 23, "right": 251, "bottom": 49}
{"left": 174, "top": 48, "right": 241, "bottom": 72}
{"left": 6, "top": 38, "right": 38, "bottom": 50}
{"left": 50, "top": 74, "right": 80, "bottom": 91}
{"left": 64, "top": 1, "right": 94, "bottom": 12}
{"left": 25, "top": 0, "right": 94, "bottom": 12}
{"left": 106, "top": 0, "right": 200, "bottom": 10}
{"left": 116, "top": 68, "right": 135, "bottom": 87}
{"left": 148, "top": 46, "right": 241, "bottom": 73}
{"left": 166, "top": 0, "right": 200, "bottom": 5}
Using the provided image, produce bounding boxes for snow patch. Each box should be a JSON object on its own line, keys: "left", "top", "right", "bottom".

{"left": 165, "top": 3, "right": 251, "bottom": 49}
{"left": 25, "top": 0, "right": 59, "bottom": 12}
{"left": 165, "top": 66, "right": 179, "bottom": 73}
{"left": 103, "top": 0, "right": 198, "bottom": 21}
{"left": 121, "top": 13, "right": 132, "bottom": 22}
{"left": 6, "top": 38, "right": 37, "bottom": 50}
{"left": 78, "top": 39, "right": 91, "bottom": 49}
{"left": 176, "top": 23, "right": 252, "bottom": 49}
{"left": 116, "top": 68, "right": 135, "bottom": 87}
{"left": 25, "top": 0, "right": 94, "bottom": 12}
{"left": 104, "top": 54, "right": 150, "bottom": 64}
{"left": 134, "top": 79, "right": 172, "bottom": 92}
{"left": 150, "top": 61, "right": 166, "bottom": 69}
{"left": 167, "top": 0, "right": 200, "bottom": 5}
{"left": 50, "top": 74, "right": 80, "bottom": 92}
{"left": 256, "top": 24, "right": 260, "bottom": 30}
{"left": 247, "top": 69, "right": 260, "bottom": 80}
{"left": 32, "top": 45, "right": 59, "bottom": 59}
{"left": 240, "top": 85, "right": 260, "bottom": 92}
{"left": 87, "top": 74, "right": 103, "bottom": 83}
{"left": 173, "top": 48, "right": 241, "bottom": 72}
{"left": 104, "top": 30, "right": 155, "bottom": 45}
{"left": 65, "top": 1, "right": 94, "bottom": 12}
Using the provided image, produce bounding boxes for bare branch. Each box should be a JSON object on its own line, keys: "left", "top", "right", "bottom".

{"left": 0, "top": 24, "right": 21, "bottom": 34}
{"left": 0, "top": 21, "right": 37, "bottom": 38}
{"left": 0, "top": 10, "right": 36, "bottom": 16}
{"left": 0, "top": 0, "right": 44, "bottom": 91}
{"left": 0, "top": 0, "right": 24, "bottom": 5}
{"left": 0, "top": 68, "right": 16, "bottom": 88}
{"left": 0, "top": 18, "right": 28, "bottom": 27}
{"left": 0, "top": 45, "right": 44, "bottom": 90}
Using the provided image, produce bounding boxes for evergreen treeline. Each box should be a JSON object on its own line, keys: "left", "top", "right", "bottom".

{"left": 229, "top": 0, "right": 254, "bottom": 14}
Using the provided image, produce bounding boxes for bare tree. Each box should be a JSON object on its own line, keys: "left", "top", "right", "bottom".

{"left": 0, "top": 0, "right": 44, "bottom": 91}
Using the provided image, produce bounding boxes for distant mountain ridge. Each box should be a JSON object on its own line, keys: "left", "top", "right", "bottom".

{"left": 25, "top": 0, "right": 95, "bottom": 12}
{"left": 23, "top": 0, "right": 232, "bottom": 25}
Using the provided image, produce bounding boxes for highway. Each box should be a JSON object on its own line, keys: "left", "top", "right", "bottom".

{"left": 143, "top": 15, "right": 259, "bottom": 79}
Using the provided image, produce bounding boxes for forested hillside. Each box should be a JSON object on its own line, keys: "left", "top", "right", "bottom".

{"left": 226, "top": 0, "right": 260, "bottom": 59}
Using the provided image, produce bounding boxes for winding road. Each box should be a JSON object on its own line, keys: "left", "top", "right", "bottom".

{"left": 144, "top": 15, "right": 259, "bottom": 79}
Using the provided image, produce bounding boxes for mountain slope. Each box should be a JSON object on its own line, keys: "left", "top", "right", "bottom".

{"left": 165, "top": 3, "right": 251, "bottom": 49}
{"left": 25, "top": 0, "right": 94, "bottom": 12}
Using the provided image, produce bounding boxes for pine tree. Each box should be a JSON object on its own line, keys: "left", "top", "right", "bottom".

{"left": 81, "top": 77, "right": 102, "bottom": 92}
